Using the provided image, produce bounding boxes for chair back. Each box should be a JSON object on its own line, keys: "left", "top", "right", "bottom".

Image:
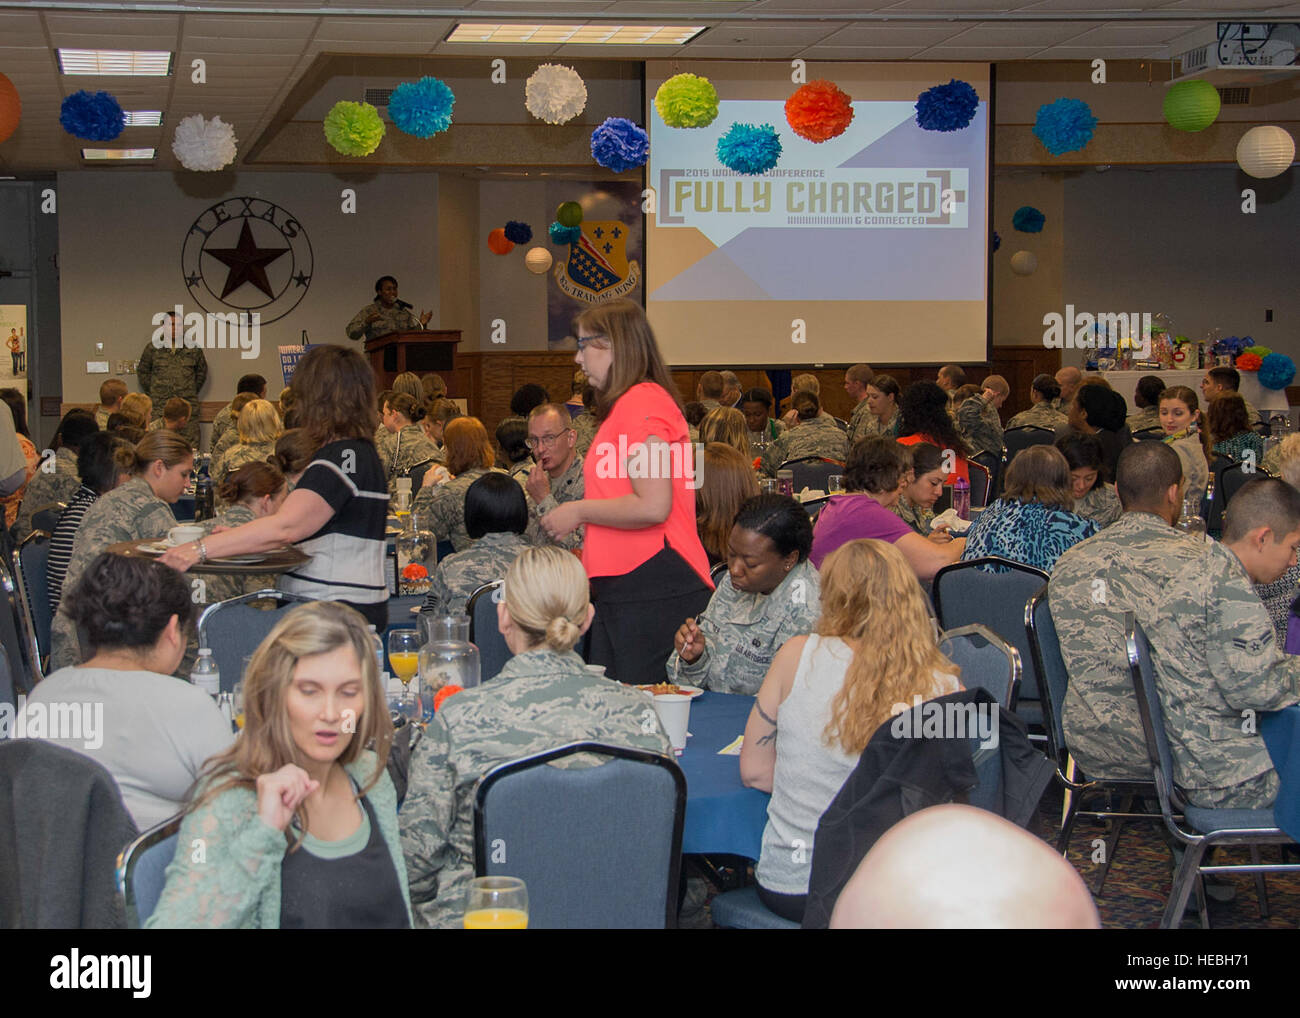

{"left": 709, "top": 561, "right": 728, "bottom": 586}
{"left": 13, "top": 531, "right": 51, "bottom": 675}
{"left": 30, "top": 502, "right": 66, "bottom": 534}
{"left": 0, "top": 558, "right": 38, "bottom": 695}
{"left": 117, "top": 816, "right": 181, "bottom": 929}
{"left": 779, "top": 457, "right": 844, "bottom": 495}
{"left": 1025, "top": 585, "right": 1069, "bottom": 768}
{"left": 938, "top": 624, "right": 1020, "bottom": 709}
{"left": 0, "top": 643, "right": 14, "bottom": 711}
{"left": 473, "top": 742, "right": 686, "bottom": 928}
{"left": 1003, "top": 426, "right": 1056, "bottom": 466}
{"left": 967, "top": 460, "right": 992, "bottom": 508}
{"left": 408, "top": 459, "right": 434, "bottom": 493}
{"left": 1221, "top": 459, "right": 1255, "bottom": 504}
{"left": 197, "top": 589, "right": 313, "bottom": 693}
{"left": 932, "top": 557, "right": 1050, "bottom": 703}
{"left": 466, "top": 580, "right": 510, "bottom": 682}
{"left": 1124, "top": 613, "right": 1182, "bottom": 821}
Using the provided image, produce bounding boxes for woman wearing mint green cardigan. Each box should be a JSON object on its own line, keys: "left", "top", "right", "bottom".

{"left": 147, "top": 602, "right": 411, "bottom": 929}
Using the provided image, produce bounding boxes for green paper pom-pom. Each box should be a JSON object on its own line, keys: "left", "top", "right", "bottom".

{"left": 654, "top": 73, "right": 719, "bottom": 129}
{"left": 556, "top": 201, "right": 583, "bottom": 228}
{"left": 1162, "top": 80, "right": 1220, "bottom": 133}
{"left": 324, "top": 100, "right": 385, "bottom": 157}
{"left": 1245, "top": 344, "right": 1273, "bottom": 359}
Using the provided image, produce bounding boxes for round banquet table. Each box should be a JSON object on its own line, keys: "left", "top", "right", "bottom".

{"left": 107, "top": 539, "right": 309, "bottom": 575}
{"left": 677, "top": 691, "right": 771, "bottom": 860}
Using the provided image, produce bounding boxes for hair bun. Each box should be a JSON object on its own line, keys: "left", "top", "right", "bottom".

{"left": 544, "top": 615, "right": 581, "bottom": 653}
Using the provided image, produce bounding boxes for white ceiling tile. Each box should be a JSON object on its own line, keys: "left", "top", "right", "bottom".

{"left": 817, "top": 24, "right": 971, "bottom": 46}
{"left": 313, "top": 17, "right": 454, "bottom": 42}
{"left": 939, "top": 22, "right": 1097, "bottom": 46}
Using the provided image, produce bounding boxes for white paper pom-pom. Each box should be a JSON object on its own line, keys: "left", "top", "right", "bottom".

{"left": 525, "top": 65, "right": 587, "bottom": 125}
{"left": 171, "top": 114, "right": 237, "bottom": 171}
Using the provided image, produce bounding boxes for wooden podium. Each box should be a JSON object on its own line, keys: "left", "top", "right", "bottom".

{"left": 364, "top": 329, "right": 461, "bottom": 389}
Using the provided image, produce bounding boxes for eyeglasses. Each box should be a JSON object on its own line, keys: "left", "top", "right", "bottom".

{"left": 525, "top": 429, "right": 573, "bottom": 450}
{"left": 576, "top": 334, "right": 607, "bottom": 353}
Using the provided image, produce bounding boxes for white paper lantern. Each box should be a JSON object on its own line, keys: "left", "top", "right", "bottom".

{"left": 1236, "top": 125, "right": 1295, "bottom": 179}
{"left": 1009, "top": 250, "right": 1038, "bottom": 276}
{"left": 524, "top": 246, "right": 554, "bottom": 274}
{"left": 171, "top": 113, "right": 237, "bottom": 171}
{"left": 525, "top": 65, "right": 587, "bottom": 125}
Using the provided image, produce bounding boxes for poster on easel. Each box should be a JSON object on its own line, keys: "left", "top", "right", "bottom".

{"left": 0, "top": 306, "right": 27, "bottom": 382}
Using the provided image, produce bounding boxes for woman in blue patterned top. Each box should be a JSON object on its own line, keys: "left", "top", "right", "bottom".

{"left": 1207, "top": 392, "right": 1264, "bottom": 466}
{"left": 959, "top": 445, "right": 1098, "bottom": 573}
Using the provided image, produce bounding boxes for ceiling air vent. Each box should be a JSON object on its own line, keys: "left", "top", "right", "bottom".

{"left": 1217, "top": 86, "right": 1252, "bottom": 104}
{"left": 363, "top": 87, "right": 394, "bottom": 107}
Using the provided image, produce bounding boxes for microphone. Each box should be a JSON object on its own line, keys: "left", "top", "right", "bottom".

{"left": 396, "top": 299, "right": 413, "bottom": 311}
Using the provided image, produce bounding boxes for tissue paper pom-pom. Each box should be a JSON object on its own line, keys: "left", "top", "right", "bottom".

{"left": 992, "top": 231, "right": 1001, "bottom": 252}
{"left": 590, "top": 117, "right": 649, "bottom": 172}
{"left": 549, "top": 221, "right": 581, "bottom": 245}
{"left": 504, "top": 221, "right": 532, "bottom": 245}
{"left": 1234, "top": 352, "right": 1263, "bottom": 372}
{"left": 324, "top": 101, "right": 385, "bottom": 156}
{"left": 1033, "top": 98, "right": 1097, "bottom": 156}
{"left": 388, "top": 77, "right": 455, "bottom": 138}
{"left": 915, "top": 79, "right": 979, "bottom": 133}
{"left": 1259, "top": 353, "right": 1296, "bottom": 390}
{"left": 171, "top": 114, "right": 237, "bottom": 171}
{"left": 1245, "top": 345, "right": 1273, "bottom": 359}
{"left": 0, "top": 73, "right": 21, "bottom": 145}
{"left": 717, "top": 123, "right": 782, "bottom": 174}
{"left": 785, "top": 80, "right": 853, "bottom": 143}
{"left": 488, "top": 228, "right": 514, "bottom": 255}
{"left": 654, "top": 73, "right": 719, "bottom": 128}
{"left": 525, "top": 64, "right": 587, "bottom": 125}
{"left": 524, "top": 247, "right": 553, "bottom": 274}
{"left": 1012, "top": 206, "right": 1045, "bottom": 233}
{"left": 555, "top": 201, "right": 583, "bottom": 228}
{"left": 433, "top": 684, "right": 463, "bottom": 711}
{"left": 60, "top": 90, "right": 124, "bottom": 141}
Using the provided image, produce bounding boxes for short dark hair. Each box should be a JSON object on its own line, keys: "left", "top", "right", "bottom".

{"left": 938, "top": 364, "right": 967, "bottom": 388}
{"left": 846, "top": 437, "right": 910, "bottom": 496}
{"left": 1135, "top": 374, "right": 1165, "bottom": 409}
{"left": 1115, "top": 442, "right": 1182, "bottom": 510}
{"left": 464, "top": 472, "right": 528, "bottom": 539}
{"left": 869, "top": 374, "right": 901, "bottom": 400}
{"left": 55, "top": 409, "right": 98, "bottom": 452}
{"left": 733, "top": 493, "right": 813, "bottom": 563}
{"left": 792, "top": 390, "right": 820, "bottom": 421}
{"left": 1054, "top": 432, "right": 1106, "bottom": 489}
{"left": 1207, "top": 366, "right": 1241, "bottom": 391}
{"left": 1223, "top": 477, "right": 1300, "bottom": 543}
{"left": 77, "top": 431, "right": 133, "bottom": 494}
{"left": 64, "top": 553, "right": 194, "bottom": 652}
{"left": 907, "top": 441, "right": 945, "bottom": 476}
{"left": 1031, "top": 373, "right": 1061, "bottom": 402}
{"left": 741, "top": 388, "right": 773, "bottom": 409}
{"left": 699, "top": 371, "right": 724, "bottom": 399}
{"left": 237, "top": 373, "right": 267, "bottom": 396}
{"left": 509, "top": 383, "right": 549, "bottom": 418}
{"left": 374, "top": 275, "right": 398, "bottom": 294}
{"left": 683, "top": 401, "right": 707, "bottom": 427}
{"left": 495, "top": 417, "right": 532, "bottom": 465}
{"left": 1076, "top": 385, "right": 1127, "bottom": 432}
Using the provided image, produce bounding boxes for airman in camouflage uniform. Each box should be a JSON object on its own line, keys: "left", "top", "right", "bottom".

{"left": 413, "top": 466, "right": 505, "bottom": 552}
{"left": 665, "top": 559, "right": 820, "bottom": 695}
{"left": 846, "top": 398, "right": 873, "bottom": 448}
{"left": 137, "top": 341, "right": 207, "bottom": 449}
{"left": 49, "top": 476, "right": 178, "bottom": 672}
{"left": 210, "top": 423, "right": 241, "bottom": 466}
{"left": 209, "top": 402, "right": 236, "bottom": 451}
{"left": 1074, "top": 484, "right": 1122, "bottom": 529}
{"left": 381, "top": 424, "right": 439, "bottom": 495}
{"left": 346, "top": 302, "right": 424, "bottom": 343}
{"left": 214, "top": 440, "right": 276, "bottom": 485}
{"left": 957, "top": 392, "right": 1005, "bottom": 458}
{"left": 399, "top": 647, "right": 672, "bottom": 928}
{"left": 196, "top": 503, "right": 277, "bottom": 607}
{"left": 524, "top": 453, "right": 584, "bottom": 553}
{"left": 1126, "top": 405, "right": 1161, "bottom": 434}
{"left": 760, "top": 415, "right": 847, "bottom": 476}
{"left": 1050, "top": 510, "right": 1300, "bottom": 806}
{"left": 572, "top": 412, "right": 598, "bottom": 458}
{"left": 420, "top": 531, "right": 530, "bottom": 617}
{"left": 1007, "top": 402, "right": 1067, "bottom": 431}
{"left": 12, "top": 446, "right": 79, "bottom": 542}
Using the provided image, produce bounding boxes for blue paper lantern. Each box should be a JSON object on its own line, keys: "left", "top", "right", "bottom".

{"left": 1033, "top": 98, "right": 1097, "bottom": 156}
{"left": 590, "top": 117, "right": 649, "bottom": 172}
{"left": 992, "top": 231, "right": 1001, "bottom": 252}
{"left": 504, "top": 221, "right": 532, "bottom": 244}
{"left": 915, "top": 79, "right": 979, "bottom": 133}
{"left": 1012, "top": 206, "right": 1045, "bottom": 233}
{"left": 716, "top": 123, "right": 782, "bottom": 175}
{"left": 60, "top": 90, "right": 124, "bottom": 141}
{"left": 388, "top": 77, "right": 455, "bottom": 138}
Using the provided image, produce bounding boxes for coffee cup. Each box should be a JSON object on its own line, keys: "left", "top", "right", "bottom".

{"left": 168, "top": 524, "right": 204, "bottom": 546}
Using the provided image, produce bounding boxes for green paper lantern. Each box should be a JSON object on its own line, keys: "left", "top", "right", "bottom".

{"left": 1163, "top": 80, "right": 1220, "bottom": 133}
{"left": 654, "top": 73, "right": 720, "bottom": 128}
{"left": 556, "top": 201, "right": 583, "bottom": 228}
{"left": 324, "top": 100, "right": 385, "bottom": 156}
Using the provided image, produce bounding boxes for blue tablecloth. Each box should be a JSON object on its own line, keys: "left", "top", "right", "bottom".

{"left": 678, "top": 692, "right": 770, "bottom": 859}
{"left": 1262, "top": 706, "right": 1300, "bottom": 840}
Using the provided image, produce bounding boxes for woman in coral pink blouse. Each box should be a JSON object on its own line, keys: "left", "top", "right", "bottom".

{"left": 540, "top": 299, "right": 713, "bottom": 684}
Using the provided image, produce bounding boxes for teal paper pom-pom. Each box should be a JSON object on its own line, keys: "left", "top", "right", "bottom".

{"left": 388, "top": 77, "right": 455, "bottom": 138}
{"left": 1033, "top": 98, "right": 1097, "bottom": 156}
{"left": 717, "top": 123, "right": 782, "bottom": 174}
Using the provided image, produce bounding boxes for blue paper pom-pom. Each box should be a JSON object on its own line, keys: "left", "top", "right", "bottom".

{"left": 915, "top": 79, "right": 979, "bottom": 133}
{"left": 549, "top": 221, "right": 582, "bottom": 245}
{"left": 1012, "top": 206, "right": 1045, "bottom": 233}
{"left": 590, "top": 117, "right": 649, "bottom": 172}
{"left": 504, "top": 221, "right": 532, "bottom": 245}
{"left": 60, "top": 90, "right": 124, "bottom": 141}
{"left": 716, "top": 123, "right": 782, "bottom": 175}
{"left": 1033, "top": 98, "right": 1097, "bottom": 156}
{"left": 1260, "top": 353, "right": 1296, "bottom": 390}
{"left": 388, "top": 77, "right": 455, "bottom": 138}
{"left": 992, "top": 231, "right": 1001, "bottom": 252}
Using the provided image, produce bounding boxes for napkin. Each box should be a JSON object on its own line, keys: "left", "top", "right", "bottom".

{"left": 931, "top": 508, "right": 972, "bottom": 535}
{"left": 718, "top": 735, "right": 744, "bottom": 755}
{"left": 798, "top": 487, "right": 825, "bottom": 502}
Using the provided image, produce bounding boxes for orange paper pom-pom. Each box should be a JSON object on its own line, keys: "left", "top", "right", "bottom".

{"left": 487, "top": 228, "right": 515, "bottom": 255}
{"left": 401, "top": 562, "right": 429, "bottom": 579}
{"left": 0, "top": 73, "right": 21, "bottom": 145}
{"left": 785, "top": 80, "right": 854, "bottom": 143}
{"left": 433, "top": 684, "right": 463, "bottom": 711}
{"left": 1235, "top": 353, "right": 1263, "bottom": 372}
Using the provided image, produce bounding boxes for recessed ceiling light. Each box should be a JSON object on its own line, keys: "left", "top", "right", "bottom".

{"left": 123, "top": 111, "right": 163, "bottom": 127}
{"left": 447, "top": 23, "right": 703, "bottom": 45}
{"left": 82, "top": 148, "right": 156, "bottom": 160}
{"left": 58, "top": 50, "right": 173, "bottom": 76}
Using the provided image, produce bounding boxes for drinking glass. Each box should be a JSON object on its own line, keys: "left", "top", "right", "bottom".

{"left": 827, "top": 474, "right": 844, "bottom": 494}
{"left": 232, "top": 679, "right": 246, "bottom": 731}
{"left": 463, "top": 876, "right": 529, "bottom": 929}
{"left": 388, "top": 629, "right": 421, "bottom": 719}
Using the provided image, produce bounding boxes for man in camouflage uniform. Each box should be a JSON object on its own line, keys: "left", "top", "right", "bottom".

{"left": 1050, "top": 443, "right": 1300, "bottom": 807}
{"left": 210, "top": 374, "right": 266, "bottom": 453}
{"left": 956, "top": 375, "right": 1008, "bottom": 458}
{"left": 400, "top": 646, "right": 671, "bottom": 927}
{"left": 421, "top": 530, "right": 531, "bottom": 618}
{"left": 760, "top": 392, "right": 847, "bottom": 476}
{"left": 1202, "top": 367, "right": 1259, "bottom": 426}
{"left": 137, "top": 312, "right": 207, "bottom": 449}
{"left": 346, "top": 276, "right": 430, "bottom": 343}
{"left": 665, "top": 558, "right": 820, "bottom": 695}
{"left": 843, "top": 363, "right": 875, "bottom": 447}
{"left": 522, "top": 404, "right": 584, "bottom": 552}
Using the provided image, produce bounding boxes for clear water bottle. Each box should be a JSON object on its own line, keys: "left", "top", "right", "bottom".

{"left": 776, "top": 469, "right": 795, "bottom": 498}
{"left": 193, "top": 454, "right": 214, "bottom": 522}
{"left": 953, "top": 477, "right": 971, "bottom": 521}
{"left": 191, "top": 647, "right": 220, "bottom": 698}
{"left": 368, "top": 624, "right": 387, "bottom": 684}
{"left": 1176, "top": 493, "right": 1206, "bottom": 542}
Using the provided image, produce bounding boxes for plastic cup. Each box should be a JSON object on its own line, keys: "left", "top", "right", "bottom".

{"left": 653, "top": 693, "right": 691, "bottom": 754}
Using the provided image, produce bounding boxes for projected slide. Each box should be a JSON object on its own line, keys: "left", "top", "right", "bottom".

{"left": 646, "top": 62, "right": 990, "bottom": 367}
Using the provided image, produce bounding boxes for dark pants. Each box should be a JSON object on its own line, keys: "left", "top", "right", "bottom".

{"left": 587, "top": 543, "right": 711, "bottom": 686}
{"left": 758, "top": 884, "right": 807, "bottom": 924}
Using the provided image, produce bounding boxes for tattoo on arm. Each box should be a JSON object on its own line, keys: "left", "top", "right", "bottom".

{"left": 754, "top": 701, "right": 777, "bottom": 727}
{"left": 754, "top": 701, "right": 778, "bottom": 745}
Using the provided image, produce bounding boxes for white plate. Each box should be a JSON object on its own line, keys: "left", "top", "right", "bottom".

{"left": 136, "top": 541, "right": 169, "bottom": 555}
{"left": 636, "top": 684, "right": 704, "bottom": 699}
{"left": 209, "top": 553, "right": 269, "bottom": 565}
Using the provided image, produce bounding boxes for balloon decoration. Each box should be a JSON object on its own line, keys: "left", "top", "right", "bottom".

{"left": 654, "top": 73, "right": 719, "bottom": 128}
{"left": 324, "top": 100, "right": 385, "bottom": 156}
{"left": 487, "top": 228, "right": 514, "bottom": 255}
{"left": 590, "top": 117, "right": 649, "bottom": 172}
{"left": 717, "top": 123, "right": 782, "bottom": 174}
{"left": 1032, "top": 98, "right": 1097, "bottom": 156}
{"left": 1009, "top": 251, "right": 1038, "bottom": 276}
{"left": 0, "top": 73, "right": 20, "bottom": 145}
{"left": 171, "top": 114, "right": 237, "bottom": 171}
{"left": 1260, "top": 353, "right": 1297, "bottom": 390}
{"left": 784, "top": 80, "right": 853, "bottom": 142}
{"left": 524, "top": 247, "right": 554, "bottom": 274}
{"left": 915, "top": 79, "right": 979, "bottom": 133}
{"left": 60, "top": 89, "right": 124, "bottom": 141}
{"left": 549, "top": 221, "right": 582, "bottom": 245}
{"left": 1236, "top": 125, "right": 1295, "bottom": 179}
{"left": 525, "top": 64, "right": 587, "bottom": 125}
{"left": 388, "top": 77, "right": 455, "bottom": 138}
{"left": 555, "top": 201, "right": 583, "bottom": 228}
{"left": 504, "top": 221, "right": 532, "bottom": 244}
{"left": 1162, "top": 80, "right": 1220, "bottom": 133}
{"left": 1012, "top": 206, "right": 1045, "bottom": 233}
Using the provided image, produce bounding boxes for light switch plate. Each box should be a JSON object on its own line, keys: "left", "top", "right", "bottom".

{"left": 87, "top": 361, "right": 109, "bottom": 374}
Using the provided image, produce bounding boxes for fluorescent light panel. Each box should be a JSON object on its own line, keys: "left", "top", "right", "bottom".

{"left": 58, "top": 49, "right": 173, "bottom": 76}
{"left": 124, "top": 111, "right": 163, "bottom": 126}
{"left": 448, "top": 23, "right": 703, "bottom": 45}
{"left": 82, "top": 148, "right": 156, "bottom": 160}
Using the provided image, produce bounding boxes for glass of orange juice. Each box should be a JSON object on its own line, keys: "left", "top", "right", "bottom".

{"left": 387, "top": 629, "right": 421, "bottom": 720}
{"left": 463, "top": 877, "right": 528, "bottom": 929}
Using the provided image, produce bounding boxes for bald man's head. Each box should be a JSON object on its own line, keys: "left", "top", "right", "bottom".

{"left": 830, "top": 804, "right": 1099, "bottom": 929}
{"left": 1055, "top": 366, "right": 1083, "bottom": 404}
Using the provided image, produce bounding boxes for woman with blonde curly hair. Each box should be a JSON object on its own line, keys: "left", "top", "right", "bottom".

{"left": 740, "top": 538, "right": 961, "bottom": 922}
{"left": 148, "top": 601, "right": 407, "bottom": 929}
